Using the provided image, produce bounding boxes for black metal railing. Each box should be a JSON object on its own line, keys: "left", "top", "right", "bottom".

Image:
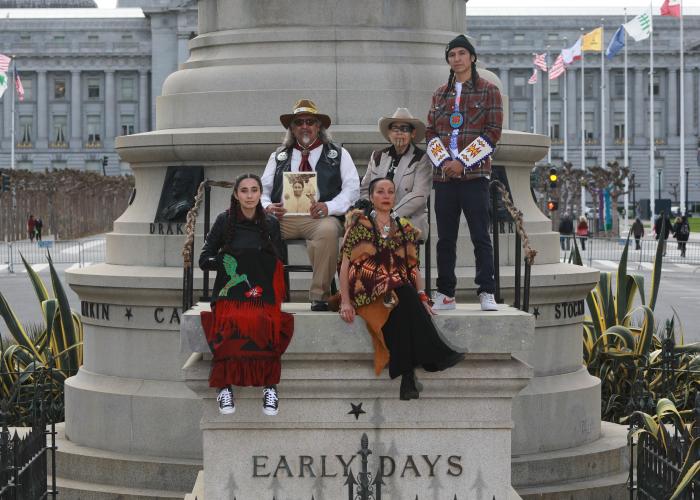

{"left": 0, "top": 365, "right": 58, "bottom": 500}
{"left": 490, "top": 180, "right": 534, "bottom": 312}
{"left": 625, "top": 330, "right": 700, "bottom": 499}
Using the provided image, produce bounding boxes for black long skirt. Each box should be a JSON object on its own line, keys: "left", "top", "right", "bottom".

{"left": 381, "top": 285, "right": 461, "bottom": 379}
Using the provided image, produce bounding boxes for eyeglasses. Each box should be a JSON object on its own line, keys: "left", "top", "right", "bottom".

{"left": 389, "top": 125, "right": 413, "bottom": 133}
{"left": 293, "top": 118, "right": 319, "bottom": 127}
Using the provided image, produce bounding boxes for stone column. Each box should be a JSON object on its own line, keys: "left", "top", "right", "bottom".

{"left": 104, "top": 70, "right": 116, "bottom": 148}
{"left": 37, "top": 70, "right": 48, "bottom": 148}
{"left": 70, "top": 70, "right": 82, "bottom": 148}
{"left": 684, "top": 68, "right": 695, "bottom": 137}
{"left": 500, "top": 68, "right": 510, "bottom": 129}
{"left": 667, "top": 68, "right": 678, "bottom": 137}
{"left": 150, "top": 11, "right": 178, "bottom": 130}
{"left": 138, "top": 70, "right": 149, "bottom": 133}
{"left": 567, "top": 67, "right": 577, "bottom": 143}
{"left": 634, "top": 67, "right": 645, "bottom": 143}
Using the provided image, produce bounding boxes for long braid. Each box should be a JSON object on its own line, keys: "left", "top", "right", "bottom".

{"left": 447, "top": 69, "right": 455, "bottom": 92}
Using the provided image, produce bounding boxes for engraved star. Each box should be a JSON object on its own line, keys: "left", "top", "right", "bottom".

{"left": 348, "top": 402, "right": 366, "bottom": 420}
{"left": 532, "top": 307, "right": 540, "bottom": 319}
{"left": 125, "top": 307, "right": 133, "bottom": 321}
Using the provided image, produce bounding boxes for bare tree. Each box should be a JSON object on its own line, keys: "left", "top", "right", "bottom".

{"left": 581, "top": 160, "right": 629, "bottom": 237}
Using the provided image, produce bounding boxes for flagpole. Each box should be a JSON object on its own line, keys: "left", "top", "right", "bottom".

{"left": 624, "top": 9, "right": 630, "bottom": 235}
{"left": 547, "top": 48, "right": 552, "bottom": 163}
{"left": 649, "top": 3, "right": 655, "bottom": 219}
{"left": 581, "top": 29, "right": 586, "bottom": 217}
{"left": 563, "top": 39, "right": 569, "bottom": 163}
{"left": 679, "top": 1, "right": 685, "bottom": 215}
{"left": 533, "top": 66, "right": 538, "bottom": 134}
{"left": 601, "top": 21, "right": 606, "bottom": 171}
{"left": 10, "top": 57, "right": 15, "bottom": 171}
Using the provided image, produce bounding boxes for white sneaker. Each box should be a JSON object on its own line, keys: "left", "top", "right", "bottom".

{"left": 216, "top": 387, "right": 235, "bottom": 415}
{"left": 431, "top": 291, "right": 456, "bottom": 310}
{"left": 262, "top": 386, "right": 279, "bottom": 416}
{"left": 479, "top": 292, "right": 498, "bottom": 311}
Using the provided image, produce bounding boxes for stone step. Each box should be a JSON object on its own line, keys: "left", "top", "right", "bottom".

{"left": 52, "top": 423, "right": 200, "bottom": 493}
{"left": 50, "top": 476, "right": 188, "bottom": 500}
{"left": 512, "top": 422, "right": 628, "bottom": 488}
{"left": 517, "top": 471, "right": 629, "bottom": 500}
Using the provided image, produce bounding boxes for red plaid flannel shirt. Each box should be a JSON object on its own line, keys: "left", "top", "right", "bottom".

{"left": 426, "top": 74, "right": 503, "bottom": 182}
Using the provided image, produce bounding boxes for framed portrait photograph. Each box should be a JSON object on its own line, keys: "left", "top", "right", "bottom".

{"left": 282, "top": 172, "right": 317, "bottom": 215}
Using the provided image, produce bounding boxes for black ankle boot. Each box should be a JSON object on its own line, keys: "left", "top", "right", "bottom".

{"left": 400, "top": 371, "right": 420, "bottom": 401}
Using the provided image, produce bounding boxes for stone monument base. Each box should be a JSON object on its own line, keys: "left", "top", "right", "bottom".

{"left": 183, "top": 302, "right": 534, "bottom": 499}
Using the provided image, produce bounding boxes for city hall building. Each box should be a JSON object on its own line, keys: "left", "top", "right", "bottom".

{"left": 0, "top": 1, "right": 698, "bottom": 207}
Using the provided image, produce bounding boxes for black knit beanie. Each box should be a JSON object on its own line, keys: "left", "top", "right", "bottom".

{"left": 445, "top": 34, "right": 477, "bottom": 62}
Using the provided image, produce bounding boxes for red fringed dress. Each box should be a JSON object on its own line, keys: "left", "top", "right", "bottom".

{"left": 199, "top": 211, "right": 294, "bottom": 387}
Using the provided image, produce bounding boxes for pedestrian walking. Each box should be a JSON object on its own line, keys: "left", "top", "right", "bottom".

{"left": 576, "top": 216, "right": 589, "bottom": 251}
{"left": 558, "top": 213, "right": 573, "bottom": 251}
{"left": 34, "top": 217, "right": 43, "bottom": 241}
{"left": 27, "top": 214, "right": 36, "bottom": 242}
{"left": 674, "top": 215, "right": 690, "bottom": 258}
{"left": 631, "top": 217, "right": 644, "bottom": 250}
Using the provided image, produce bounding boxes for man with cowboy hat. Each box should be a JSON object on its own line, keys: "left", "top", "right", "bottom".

{"left": 425, "top": 34, "right": 503, "bottom": 312}
{"left": 360, "top": 108, "right": 432, "bottom": 239}
{"left": 261, "top": 98, "right": 360, "bottom": 311}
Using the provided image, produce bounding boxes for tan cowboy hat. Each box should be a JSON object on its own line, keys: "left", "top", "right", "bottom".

{"left": 280, "top": 98, "right": 332, "bottom": 129}
{"left": 378, "top": 108, "right": 426, "bottom": 143}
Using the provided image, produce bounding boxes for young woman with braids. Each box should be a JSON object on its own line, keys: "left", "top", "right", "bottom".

{"left": 199, "top": 174, "right": 293, "bottom": 416}
{"left": 338, "top": 178, "right": 463, "bottom": 400}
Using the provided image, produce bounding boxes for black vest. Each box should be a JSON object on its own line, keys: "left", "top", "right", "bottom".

{"left": 270, "top": 143, "right": 343, "bottom": 204}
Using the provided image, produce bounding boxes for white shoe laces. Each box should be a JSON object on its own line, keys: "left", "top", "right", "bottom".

{"left": 263, "top": 387, "right": 278, "bottom": 407}
{"left": 217, "top": 388, "right": 233, "bottom": 407}
{"left": 480, "top": 292, "right": 497, "bottom": 306}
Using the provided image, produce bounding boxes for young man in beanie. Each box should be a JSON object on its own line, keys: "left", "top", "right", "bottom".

{"left": 426, "top": 35, "right": 503, "bottom": 311}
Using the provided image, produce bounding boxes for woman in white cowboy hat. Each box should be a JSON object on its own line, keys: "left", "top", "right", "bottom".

{"left": 360, "top": 108, "right": 432, "bottom": 239}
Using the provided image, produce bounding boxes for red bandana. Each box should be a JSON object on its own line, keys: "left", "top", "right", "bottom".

{"left": 294, "top": 138, "right": 323, "bottom": 172}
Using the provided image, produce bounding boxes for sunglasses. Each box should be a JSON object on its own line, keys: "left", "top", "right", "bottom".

{"left": 389, "top": 125, "right": 414, "bottom": 133}
{"left": 293, "top": 118, "right": 319, "bottom": 127}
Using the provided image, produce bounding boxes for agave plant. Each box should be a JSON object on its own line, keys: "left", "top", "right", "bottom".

{"left": 572, "top": 216, "right": 700, "bottom": 423}
{"left": 629, "top": 398, "right": 700, "bottom": 499}
{"left": 0, "top": 252, "right": 83, "bottom": 425}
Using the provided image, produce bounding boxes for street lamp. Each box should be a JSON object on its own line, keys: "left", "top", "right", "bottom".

{"left": 685, "top": 169, "right": 689, "bottom": 215}
{"left": 657, "top": 169, "right": 662, "bottom": 211}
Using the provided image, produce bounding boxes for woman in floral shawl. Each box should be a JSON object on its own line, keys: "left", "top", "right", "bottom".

{"left": 338, "top": 178, "right": 463, "bottom": 400}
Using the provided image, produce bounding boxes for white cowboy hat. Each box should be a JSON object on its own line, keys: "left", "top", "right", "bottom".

{"left": 377, "top": 108, "right": 426, "bottom": 143}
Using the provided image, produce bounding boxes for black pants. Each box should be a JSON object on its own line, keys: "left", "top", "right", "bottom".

{"left": 434, "top": 178, "right": 495, "bottom": 297}
{"left": 634, "top": 237, "right": 641, "bottom": 250}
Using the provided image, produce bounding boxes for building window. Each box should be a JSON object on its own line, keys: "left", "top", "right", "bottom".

{"left": 550, "top": 112, "right": 561, "bottom": 140}
{"left": 613, "top": 72, "right": 625, "bottom": 98}
{"left": 85, "top": 160, "right": 102, "bottom": 172}
{"left": 514, "top": 33, "right": 525, "bottom": 42}
{"left": 20, "top": 34, "right": 30, "bottom": 41}
{"left": 584, "top": 73, "right": 596, "bottom": 98}
{"left": 549, "top": 77, "right": 560, "bottom": 95}
{"left": 512, "top": 75, "right": 526, "bottom": 98}
{"left": 120, "top": 77, "right": 135, "bottom": 100}
{"left": 648, "top": 74, "right": 660, "bottom": 96}
{"left": 512, "top": 112, "right": 528, "bottom": 132}
{"left": 614, "top": 112, "right": 625, "bottom": 142}
{"left": 480, "top": 34, "right": 491, "bottom": 42}
{"left": 121, "top": 34, "right": 133, "bottom": 40}
{"left": 54, "top": 78, "right": 66, "bottom": 99}
{"left": 18, "top": 115, "right": 33, "bottom": 147}
{"left": 51, "top": 115, "right": 68, "bottom": 147}
{"left": 19, "top": 75, "right": 32, "bottom": 100}
{"left": 88, "top": 77, "right": 101, "bottom": 99}
{"left": 88, "top": 35, "right": 99, "bottom": 41}
{"left": 120, "top": 114, "right": 135, "bottom": 136}
{"left": 86, "top": 115, "right": 101, "bottom": 147}
{"left": 547, "top": 33, "right": 559, "bottom": 41}
{"left": 648, "top": 110, "right": 664, "bottom": 141}
{"left": 53, "top": 35, "right": 65, "bottom": 42}
{"left": 585, "top": 111, "right": 595, "bottom": 141}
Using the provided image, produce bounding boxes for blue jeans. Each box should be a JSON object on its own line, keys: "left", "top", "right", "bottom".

{"left": 434, "top": 178, "right": 495, "bottom": 297}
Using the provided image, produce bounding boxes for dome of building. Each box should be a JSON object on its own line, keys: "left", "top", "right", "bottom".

{"left": 0, "top": 0, "right": 97, "bottom": 7}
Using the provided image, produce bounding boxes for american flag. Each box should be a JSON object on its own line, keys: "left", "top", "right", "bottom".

{"left": 549, "top": 54, "right": 566, "bottom": 80}
{"left": 0, "top": 54, "right": 10, "bottom": 73}
{"left": 533, "top": 53, "right": 548, "bottom": 72}
{"left": 527, "top": 69, "right": 537, "bottom": 85}
{"left": 15, "top": 74, "right": 24, "bottom": 101}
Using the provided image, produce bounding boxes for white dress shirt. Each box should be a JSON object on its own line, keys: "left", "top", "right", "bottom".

{"left": 261, "top": 144, "right": 360, "bottom": 216}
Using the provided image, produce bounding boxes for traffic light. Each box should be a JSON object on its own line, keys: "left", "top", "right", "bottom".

{"left": 546, "top": 199, "right": 558, "bottom": 211}
{"left": 102, "top": 156, "right": 108, "bottom": 175}
{"left": 548, "top": 167, "right": 558, "bottom": 189}
{"left": 1, "top": 173, "right": 9, "bottom": 192}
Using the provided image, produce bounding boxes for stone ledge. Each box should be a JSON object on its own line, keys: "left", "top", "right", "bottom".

{"left": 181, "top": 302, "right": 534, "bottom": 357}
